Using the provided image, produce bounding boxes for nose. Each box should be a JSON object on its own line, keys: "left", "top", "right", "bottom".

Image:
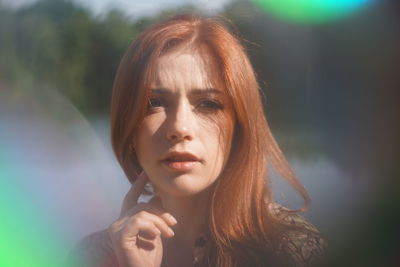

{"left": 166, "top": 100, "right": 194, "bottom": 142}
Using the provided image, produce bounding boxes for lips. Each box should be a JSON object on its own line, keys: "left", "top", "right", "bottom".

{"left": 161, "top": 151, "right": 201, "bottom": 171}
{"left": 161, "top": 152, "right": 201, "bottom": 162}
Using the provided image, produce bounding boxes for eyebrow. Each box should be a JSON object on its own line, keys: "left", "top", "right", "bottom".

{"left": 150, "top": 88, "right": 223, "bottom": 95}
{"left": 191, "top": 88, "right": 223, "bottom": 95}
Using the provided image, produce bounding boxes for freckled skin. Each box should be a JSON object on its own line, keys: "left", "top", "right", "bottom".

{"left": 133, "top": 51, "right": 234, "bottom": 197}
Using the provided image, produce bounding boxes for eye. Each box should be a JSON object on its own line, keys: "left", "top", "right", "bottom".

{"left": 148, "top": 97, "right": 164, "bottom": 108}
{"left": 198, "top": 99, "right": 224, "bottom": 111}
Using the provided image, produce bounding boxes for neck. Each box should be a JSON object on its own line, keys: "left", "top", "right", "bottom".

{"left": 157, "top": 187, "right": 212, "bottom": 247}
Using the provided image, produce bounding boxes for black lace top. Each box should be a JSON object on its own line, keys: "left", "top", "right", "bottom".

{"left": 66, "top": 204, "right": 325, "bottom": 267}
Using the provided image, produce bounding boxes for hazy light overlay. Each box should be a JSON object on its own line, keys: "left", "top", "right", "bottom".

{"left": 0, "top": 150, "right": 62, "bottom": 266}
{"left": 0, "top": 89, "right": 129, "bottom": 266}
{"left": 1, "top": 0, "right": 398, "bottom": 266}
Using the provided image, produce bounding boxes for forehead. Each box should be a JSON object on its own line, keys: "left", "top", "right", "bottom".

{"left": 152, "top": 51, "right": 217, "bottom": 91}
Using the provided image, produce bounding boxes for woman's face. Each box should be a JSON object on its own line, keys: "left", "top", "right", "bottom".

{"left": 133, "top": 51, "right": 234, "bottom": 197}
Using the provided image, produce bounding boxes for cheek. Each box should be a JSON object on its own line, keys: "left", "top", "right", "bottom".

{"left": 135, "top": 115, "right": 164, "bottom": 144}
{"left": 142, "top": 113, "right": 165, "bottom": 134}
{"left": 133, "top": 119, "right": 163, "bottom": 165}
{"left": 202, "top": 116, "right": 235, "bottom": 168}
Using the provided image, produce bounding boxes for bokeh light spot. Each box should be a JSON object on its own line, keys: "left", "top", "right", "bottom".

{"left": 252, "top": 0, "right": 373, "bottom": 24}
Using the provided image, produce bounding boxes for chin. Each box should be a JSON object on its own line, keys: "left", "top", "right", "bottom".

{"left": 153, "top": 174, "right": 217, "bottom": 198}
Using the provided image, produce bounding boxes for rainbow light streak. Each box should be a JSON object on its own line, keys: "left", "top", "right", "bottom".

{"left": 0, "top": 146, "right": 67, "bottom": 267}
{"left": 0, "top": 88, "right": 127, "bottom": 267}
{"left": 252, "top": 0, "right": 373, "bottom": 24}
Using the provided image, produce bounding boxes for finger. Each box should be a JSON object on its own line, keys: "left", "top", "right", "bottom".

{"left": 136, "top": 235, "right": 156, "bottom": 251}
{"left": 146, "top": 197, "right": 178, "bottom": 226}
{"left": 116, "top": 218, "right": 161, "bottom": 250}
{"left": 130, "top": 201, "right": 177, "bottom": 227}
{"left": 116, "top": 209, "right": 174, "bottom": 241}
{"left": 109, "top": 216, "right": 129, "bottom": 235}
{"left": 119, "top": 202, "right": 177, "bottom": 240}
{"left": 123, "top": 216, "right": 163, "bottom": 240}
{"left": 120, "top": 172, "right": 148, "bottom": 217}
{"left": 121, "top": 210, "right": 174, "bottom": 239}
{"left": 137, "top": 211, "right": 175, "bottom": 238}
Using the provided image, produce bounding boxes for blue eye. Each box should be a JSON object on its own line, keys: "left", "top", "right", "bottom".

{"left": 198, "top": 100, "right": 224, "bottom": 110}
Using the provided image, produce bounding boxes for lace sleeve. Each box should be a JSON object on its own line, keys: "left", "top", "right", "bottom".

{"left": 269, "top": 204, "right": 326, "bottom": 266}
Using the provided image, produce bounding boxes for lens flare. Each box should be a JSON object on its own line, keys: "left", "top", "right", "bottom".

{"left": 252, "top": 0, "right": 373, "bottom": 24}
{"left": 0, "top": 88, "right": 129, "bottom": 266}
{"left": 0, "top": 146, "right": 63, "bottom": 266}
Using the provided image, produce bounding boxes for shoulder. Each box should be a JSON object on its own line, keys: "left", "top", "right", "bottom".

{"left": 269, "top": 203, "right": 326, "bottom": 266}
{"left": 65, "top": 229, "right": 117, "bottom": 267}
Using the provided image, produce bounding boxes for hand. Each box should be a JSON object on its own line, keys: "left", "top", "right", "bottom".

{"left": 108, "top": 173, "right": 177, "bottom": 267}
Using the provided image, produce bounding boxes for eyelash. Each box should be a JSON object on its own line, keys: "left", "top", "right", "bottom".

{"left": 147, "top": 98, "right": 224, "bottom": 111}
{"left": 148, "top": 98, "right": 163, "bottom": 108}
{"left": 197, "top": 99, "right": 224, "bottom": 111}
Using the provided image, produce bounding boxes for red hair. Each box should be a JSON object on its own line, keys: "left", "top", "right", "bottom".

{"left": 110, "top": 14, "right": 309, "bottom": 266}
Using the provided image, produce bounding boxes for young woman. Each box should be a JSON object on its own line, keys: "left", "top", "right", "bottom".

{"left": 70, "top": 14, "right": 325, "bottom": 267}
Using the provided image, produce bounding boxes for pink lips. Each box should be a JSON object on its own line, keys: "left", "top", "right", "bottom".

{"left": 161, "top": 151, "right": 201, "bottom": 171}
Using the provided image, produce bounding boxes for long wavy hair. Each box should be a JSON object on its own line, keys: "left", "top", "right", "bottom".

{"left": 110, "top": 14, "right": 309, "bottom": 266}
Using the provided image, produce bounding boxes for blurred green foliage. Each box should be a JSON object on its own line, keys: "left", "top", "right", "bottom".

{"left": 0, "top": 0, "right": 206, "bottom": 116}
{"left": 0, "top": 0, "right": 148, "bottom": 115}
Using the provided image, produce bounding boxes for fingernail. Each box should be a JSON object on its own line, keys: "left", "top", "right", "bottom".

{"left": 168, "top": 214, "right": 177, "bottom": 225}
{"left": 168, "top": 227, "right": 175, "bottom": 237}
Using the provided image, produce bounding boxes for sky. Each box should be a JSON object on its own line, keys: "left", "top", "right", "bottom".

{"left": 1, "top": 0, "right": 233, "bottom": 17}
